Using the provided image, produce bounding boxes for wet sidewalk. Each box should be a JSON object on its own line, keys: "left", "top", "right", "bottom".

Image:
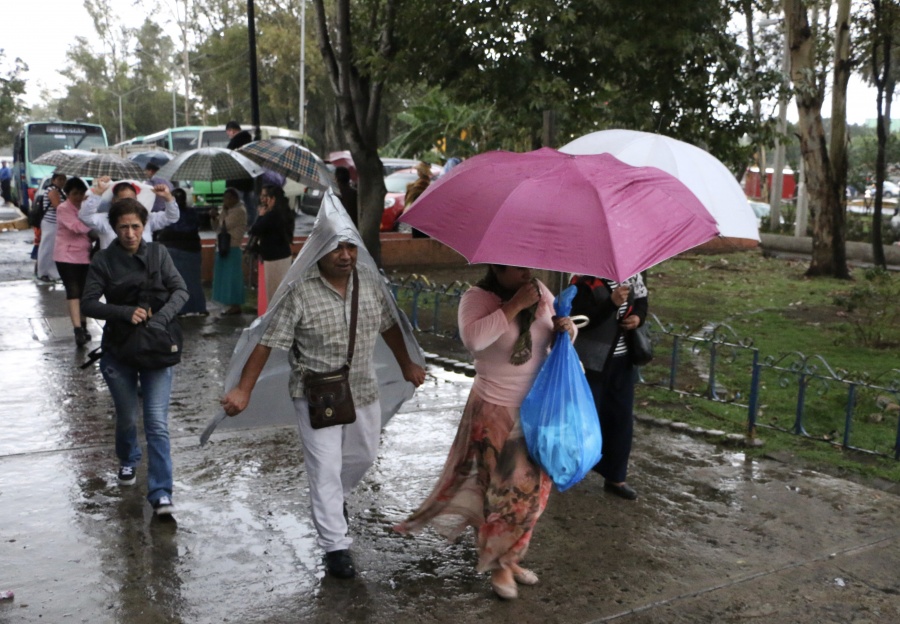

{"left": 1, "top": 228, "right": 899, "bottom": 624}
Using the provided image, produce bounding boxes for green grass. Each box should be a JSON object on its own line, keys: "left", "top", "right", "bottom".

{"left": 636, "top": 250, "right": 900, "bottom": 482}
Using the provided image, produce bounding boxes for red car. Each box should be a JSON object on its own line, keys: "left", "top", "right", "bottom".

{"left": 381, "top": 165, "right": 442, "bottom": 231}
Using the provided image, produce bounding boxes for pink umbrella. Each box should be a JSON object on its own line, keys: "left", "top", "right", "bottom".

{"left": 399, "top": 148, "right": 720, "bottom": 282}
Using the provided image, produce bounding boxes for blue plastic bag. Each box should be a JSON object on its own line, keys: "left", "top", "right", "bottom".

{"left": 520, "top": 285, "right": 602, "bottom": 492}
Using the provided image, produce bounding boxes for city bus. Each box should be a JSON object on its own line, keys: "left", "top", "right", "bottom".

{"left": 130, "top": 125, "right": 305, "bottom": 207}
{"left": 11, "top": 121, "right": 109, "bottom": 209}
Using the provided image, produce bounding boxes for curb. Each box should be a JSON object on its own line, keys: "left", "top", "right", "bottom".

{"left": 422, "top": 351, "right": 764, "bottom": 449}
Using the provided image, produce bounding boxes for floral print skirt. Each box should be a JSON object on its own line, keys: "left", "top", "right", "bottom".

{"left": 396, "top": 391, "right": 551, "bottom": 572}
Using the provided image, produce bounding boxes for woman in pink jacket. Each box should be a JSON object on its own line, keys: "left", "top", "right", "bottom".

{"left": 53, "top": 177, "right": 94, "bottom": 346}
{"left": 397, "top": 265, "right": 576, "bottom": 600}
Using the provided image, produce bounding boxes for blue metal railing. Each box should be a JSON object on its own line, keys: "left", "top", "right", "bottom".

{"left": 389, "top": 276, "right": 900, "bottom": 460}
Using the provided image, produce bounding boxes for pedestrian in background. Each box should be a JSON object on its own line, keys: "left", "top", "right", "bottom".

{"left": 224, "top": 121, "right": 257, "bottom": 224}
{"left": 79, "top": 178, "right": 178, "bottom": 249}
{"left": 53, "top": 177, "right": 94, "bottom": 347}
{"left": 0, "top": 160, "right": 11, "bottom": 205}
{"left": 569, "top": 273, "right": 649, "bottom": 501}
{"left": 210, "top": 187, "right": 247, "bottom": 315}
{"left": 143, "top": 162, "right": 174, "bottom": 213}
{"left": 33, "top": 171, "right": 67, "bottom": 283}
{"left": 402, "top": 161, "right": 433, "bottom": 238}
{"left": 248, "top": 184, "right": 293, "bottom": 314}
{"left": 334, "top": 166, "right": 358, "bottom": 227}
{"left": 82, "top": 198, "right": 188, "bottom": 517}
{"left": 396, "top": 264, "right": 576, "bottom": 600}
{"left": 157, "top": 188, "right": 208, "bottom": 316}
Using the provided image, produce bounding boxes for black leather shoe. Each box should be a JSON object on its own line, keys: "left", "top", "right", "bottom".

{"left": 324, "top": 549, "right": 356, "bottom": 579}
{"left": 604, "top": 481, "right": 638, "bottom": 500}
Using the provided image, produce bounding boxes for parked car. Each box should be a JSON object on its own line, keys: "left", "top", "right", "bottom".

{"left": 864, "top": 180, "right": 900, "bottom": 199}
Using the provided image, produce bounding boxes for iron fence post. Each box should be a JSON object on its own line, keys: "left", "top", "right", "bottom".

{"left": 669, "top": 336, "right": 680, "bottom": 391}
{"left": 747, "top": 355, "right": 761, "bottom": 436}
{"left": 793, "top": 374, "right": 809, "bottom": 435}
{"left": 842, "top": 383, "right": 857, "bottom": 450}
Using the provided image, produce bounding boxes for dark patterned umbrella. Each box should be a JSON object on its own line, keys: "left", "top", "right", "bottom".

{"left": 238, "top": 139, "right": 331, "bottom": 189}
{"left": 32, "top": 149, "right": 96, "bottom": 168}
{"left": 155, "top": 147, "right": 264, "bottom": 182}
{"left": 127, "top": 150, "right": 175, "bottom": 169}
{"left": 55, "top": 153, "right": 146, "bottom": 179}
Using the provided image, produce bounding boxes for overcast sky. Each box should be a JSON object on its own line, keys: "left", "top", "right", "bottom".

{"left": 2, "top": 0, "right": 892, "bottom": 127}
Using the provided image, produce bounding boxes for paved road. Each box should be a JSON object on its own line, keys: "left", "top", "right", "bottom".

{"left": 0, "top": 227, "right": 899, "bottom": 623}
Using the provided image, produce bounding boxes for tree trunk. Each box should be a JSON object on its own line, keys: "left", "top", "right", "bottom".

{"left": 871, "top": 0, "right": 896, "bottom": 269}
{"left": 783, "top": 0, "right": 850, "bottom": 278}
{"left": 312, "top": 0, "right": 397, "bottom": 267}
{"left": 827, "top": 0, "right": 851, "bottom": 276}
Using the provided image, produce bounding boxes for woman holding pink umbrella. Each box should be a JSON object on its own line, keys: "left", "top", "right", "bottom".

{"left": 396, "top": 264, "right": 575, "bottom": 600}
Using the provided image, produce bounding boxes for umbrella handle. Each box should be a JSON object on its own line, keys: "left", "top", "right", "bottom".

{"left": 571, "top": 314, "right": 590, "bottom": 329}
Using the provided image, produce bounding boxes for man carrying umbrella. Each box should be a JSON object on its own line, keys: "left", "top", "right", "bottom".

{"left": 220, "top": 216, "right": 426, "bottom": 580}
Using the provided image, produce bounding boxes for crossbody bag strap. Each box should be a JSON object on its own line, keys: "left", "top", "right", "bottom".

{"left": 345, "top": 268, "right": 359, "bottom": 368}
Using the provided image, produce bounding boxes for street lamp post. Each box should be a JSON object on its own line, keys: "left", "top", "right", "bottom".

{"left": 299, "top": 0, "right": 306, "bottom": 137}
{"left": 110, "top": 85, "right": 146, "bottom": 143}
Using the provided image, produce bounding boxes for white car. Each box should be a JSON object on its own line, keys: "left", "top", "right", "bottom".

{"left": 864, "top": 180, "right": 899, "bottom": 199}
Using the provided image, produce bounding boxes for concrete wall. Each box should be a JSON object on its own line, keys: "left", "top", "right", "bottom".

{"left": 761, "top": 233, "right": 900, "bottom": 266}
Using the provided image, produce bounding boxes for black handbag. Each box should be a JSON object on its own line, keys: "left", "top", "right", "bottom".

{"left": 217, "top": 231, "right": 231, "bottom": 258}
{"left": 116, "top": 244, "right": 184, "bottom": 370}
{"left": 300, "top": 270, "right": 359, "bottom": 429}
{"left": 628, "top": 322, "right": 653, "bottom": 367}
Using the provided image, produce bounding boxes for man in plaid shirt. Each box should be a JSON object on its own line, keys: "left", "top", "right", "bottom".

{"left": 221, "top": 240, "right": 426, "bottom": 579}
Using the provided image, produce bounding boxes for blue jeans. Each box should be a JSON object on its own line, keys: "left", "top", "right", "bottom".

{"left": 100, "top": 352, "right": 174, "bottom": 504}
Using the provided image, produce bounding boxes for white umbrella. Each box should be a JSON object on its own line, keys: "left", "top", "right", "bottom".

{"left": 560, "top": 130, "right": 760, "bottom": 242}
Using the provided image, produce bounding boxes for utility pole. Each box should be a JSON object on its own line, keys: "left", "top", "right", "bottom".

{"left": 248, "top": 0, "right": 261, "bottom": 140}
{"left": 299, "top": 0, "right": 306, "bottom": 137}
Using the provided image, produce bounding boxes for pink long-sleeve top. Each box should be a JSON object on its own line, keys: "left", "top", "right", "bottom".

{"left": 460, "top": 281, "right": 574, "bottom": 408}
{"left": 53, "top": 199, "right": 93, "bottom": 264}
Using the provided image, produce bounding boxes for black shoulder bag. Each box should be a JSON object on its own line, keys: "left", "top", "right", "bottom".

{"left": 116, "top": 244, "right": 184, "bottom": 370}
{"left": 299, "top": 269, "right": 359, "bottom": 429}
{"left": 217, "top": 211, "right": 231, "bottom": 258}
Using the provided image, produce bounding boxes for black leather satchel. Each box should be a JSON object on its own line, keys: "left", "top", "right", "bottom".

{"left": 628, "top": 322, "right": 653, "bottom": 367}
{"left": 302, "top": 270, "right": 359, "bottom": 429}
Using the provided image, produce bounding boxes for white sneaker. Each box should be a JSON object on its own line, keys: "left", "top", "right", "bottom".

{"left": 153, "top": 495, "right": 175, "bottom": 516}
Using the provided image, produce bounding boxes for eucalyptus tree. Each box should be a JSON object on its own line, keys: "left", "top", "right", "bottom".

{"left": 858, "top": 0, "right": 900, "bottom": 268}
{"left": 0, "top": 50, "right": 28, "bottom": 147}
{"left": 783, "top": 0, "right": 852, "bottom": 278}
{"left": 311, "top": 0, "right": 399, "bottom": 265}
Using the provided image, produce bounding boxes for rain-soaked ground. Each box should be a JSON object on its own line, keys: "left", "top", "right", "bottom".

{"left": 1, "top": 225, "right": 899, "bottom": 624}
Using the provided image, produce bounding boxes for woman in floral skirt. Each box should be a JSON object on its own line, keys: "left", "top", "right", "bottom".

{"left": 396, "top": 264, "right": 575, "bottom": 600}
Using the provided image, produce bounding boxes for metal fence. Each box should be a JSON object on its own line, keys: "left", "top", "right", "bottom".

{"left": 389, "top": 276, "right": 900, "bottom": 460}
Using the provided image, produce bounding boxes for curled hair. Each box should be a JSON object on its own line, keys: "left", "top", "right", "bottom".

{"left": 108, "top": 197, "right": 148, "bottom": 228}
{"left": 63, "top": 177, "right": 88, "bottom": 195}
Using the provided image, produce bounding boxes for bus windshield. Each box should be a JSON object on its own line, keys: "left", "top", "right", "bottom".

{"left": 170, "top": 130, "right": 201, "bottom": 152}
{"left": 26, "top": 123, "right": 108, "bottom": 160}
{"left": 200, "top": 130, "right": 230, "bottom": 148}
